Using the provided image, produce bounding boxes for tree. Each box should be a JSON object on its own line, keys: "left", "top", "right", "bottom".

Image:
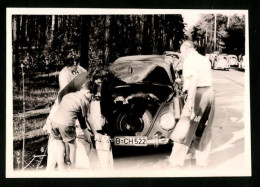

{"left": 222, "top": 14, "right": 245, "bottom": 56}
{"left": 80, "top": 16, "right": 90, "bottom": 69}
{"left": 12, "top": 14, "right": 187, "bottom": 89}
{"left": 190, "top": 13, "right": 245, "bottom": 55}
{"left": 13, "top": 15, "right": 21, "bottom": 89}
{"left": 142, "top": 15, "right": 153, "bottom": 54}
{"left": 107, "top": 15, "right": 120, "bottom": 63}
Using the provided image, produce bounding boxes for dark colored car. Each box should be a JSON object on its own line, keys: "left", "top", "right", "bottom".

{"left": 99, "top": 55, "right": 213, "bottom": 147}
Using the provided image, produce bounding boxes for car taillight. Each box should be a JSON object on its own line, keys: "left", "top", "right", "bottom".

{"left": 159, "top": 113, "right": 176, "bottom": 131}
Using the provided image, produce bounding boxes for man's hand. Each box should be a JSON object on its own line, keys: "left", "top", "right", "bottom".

{"left": 164, "top": 56, "right": 174, "bottom": 65}
{"left": 83, "top": 129, "right": 92, "bottom": 143}
{"left": 181, "top": 99, "right": 194, "bottom": 118}
{"left": 94, "top": 132, "right": 103, "bottom": 142}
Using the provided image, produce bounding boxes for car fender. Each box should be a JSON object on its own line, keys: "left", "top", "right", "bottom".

{"left": 145, "top": 96, "right": 184, "bottom": 139}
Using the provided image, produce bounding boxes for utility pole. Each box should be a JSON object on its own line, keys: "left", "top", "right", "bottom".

{"left": 214, "top": 13, "right": 217, "bottom": 51}
{"left": 205, "top": 25, "right": 210, "bottom": 54}
{"left": 227, "top": 14, "right": 230, "bottom": 28}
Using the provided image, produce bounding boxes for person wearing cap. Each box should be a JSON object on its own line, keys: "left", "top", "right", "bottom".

{"left": 169, "top": 40, "right": 215, "bottom": 168}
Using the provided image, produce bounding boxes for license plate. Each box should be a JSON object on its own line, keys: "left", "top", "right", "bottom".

{"left": 114, "top": 136, "right": 147, "bottom": 146}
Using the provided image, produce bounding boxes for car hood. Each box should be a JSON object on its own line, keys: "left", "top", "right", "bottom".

{"left": 109, "top": 55, "right": 173, "bottom": 84}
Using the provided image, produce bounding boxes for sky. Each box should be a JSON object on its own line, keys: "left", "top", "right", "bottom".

{"left": 182, "top": 12, "right": 201, "bottom": 31}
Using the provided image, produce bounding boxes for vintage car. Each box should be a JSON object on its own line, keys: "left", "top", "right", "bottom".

{"left": 238, "top": 55, "right": 246, "bottom": 71}
{"left": 227, "top": 55, "right": 238, "bottom": 66}
{"left": 98, "top": 55, "right": 214, "bottom": 147}
{"left": 209, "top": 51, "right": 220, "bottom": 62}
{"left": 212, "top": 54, "right": 230, "bottom": 70}
{"left": 58, "top": 55, "right": 214, "bottom": 148}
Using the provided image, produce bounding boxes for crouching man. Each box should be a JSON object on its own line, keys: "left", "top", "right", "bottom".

{"left": 48, "top": 82, "right": 100, "bottom": 170}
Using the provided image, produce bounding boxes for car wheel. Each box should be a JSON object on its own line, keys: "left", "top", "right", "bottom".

{"left": 116, "top": 110, "right": 152, "bottom": 136}
{"left": 116, "top": 113, "right": 144, "bottom": 135}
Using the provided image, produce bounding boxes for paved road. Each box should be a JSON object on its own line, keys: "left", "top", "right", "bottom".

{"left": 107, "top": 69, "right": 250, "bottom": 176}
{"left": 207, "top": 69, "right": 249, "bottom": 176}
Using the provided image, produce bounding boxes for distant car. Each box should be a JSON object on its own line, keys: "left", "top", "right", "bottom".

{"left": 212, "top": 54, "right": 230, "bottom": 70}
{"left": 227, "top": 55, "right": 238, "bottom": 66}
{"left": 209, "top": 51, "right": 220, "bottom": 67}
{"left": 238, "top": 55, "right": 246, "bottom": 71}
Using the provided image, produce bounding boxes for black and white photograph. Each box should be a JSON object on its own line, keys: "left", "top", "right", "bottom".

{"left": 6, "top": 8, "right": 250, "bottom": 178}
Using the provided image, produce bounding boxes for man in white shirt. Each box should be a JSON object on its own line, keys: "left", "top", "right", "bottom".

{"left": 169, "top": 41, "right": 215, "bottom": 168}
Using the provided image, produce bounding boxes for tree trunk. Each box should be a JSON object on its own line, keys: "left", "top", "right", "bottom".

{"left": 13, "top": 16, "right": 21, "bottom": 89}
{"left": 25, "top": 16, "right": 29, "bottom": 42}
{"left": 142, "top": 15, "right": 153, "bottom": 55}
{"left": 50, "top": 15, "right": 55, "bottom": 42}
{"left": 80, "top": 16, "right": 90, "bottom": 70}
{"left": 104, "top": 15, "right": 110, "bottom": 64}
{"left": 12, "top": 16, "right": 17, "bottom": 41}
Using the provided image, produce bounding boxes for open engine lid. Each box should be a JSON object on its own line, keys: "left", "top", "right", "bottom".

{"left": 109, "top": 55, "right": 174, "bottom": 84}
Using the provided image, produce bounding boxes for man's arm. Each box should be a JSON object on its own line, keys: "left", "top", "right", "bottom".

{"left": 81, "top": 100, "right": 99, "bottom": 135}
{"left": 182, "top": 68, "right": 198, "bottom": 117}
{"left": 80, "top": 97, "right": 102, "bottom": 138}
{"left": 77, "top": 112, "right": 92, "bottom": 142}
{"left": 77, "top": 112, "right": 87, "bottom": 130}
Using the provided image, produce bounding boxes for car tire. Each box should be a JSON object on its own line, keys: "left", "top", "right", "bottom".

{"left": 115, "top": 109, "right": 152, "bottom": 135}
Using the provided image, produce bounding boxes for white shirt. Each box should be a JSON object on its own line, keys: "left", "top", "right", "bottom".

{"left": 59, "top": 65, "right": 86, "bottom": 90}
{"left": 182, "top": 51, "right": 212, "bottom": 92}
{"left": 52, "top": 90, "right": 91, "bottom": 127}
